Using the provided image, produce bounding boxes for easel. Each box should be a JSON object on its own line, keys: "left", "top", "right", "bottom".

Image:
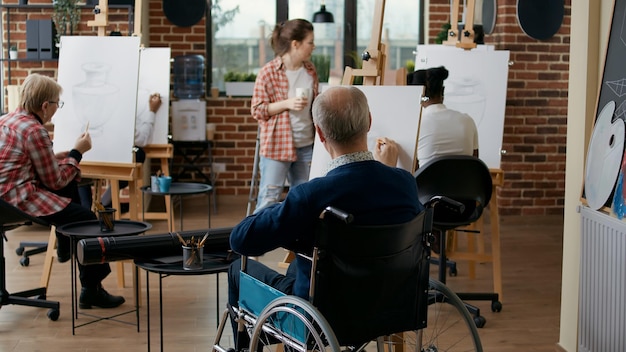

{"left": 443, "top": 0, "right": 478, "bottom": 50}
{"left": 142, "top": 144, "right": 174, "bottom": 231}
{"left": 42, "top": 0, "right": 146, "bottom": 290}
{"left": 341, "top": 0, "right": 388, "bottom": 85}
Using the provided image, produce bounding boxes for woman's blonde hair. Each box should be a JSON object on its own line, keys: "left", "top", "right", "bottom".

{"left": 19, "top": 73, "right": 62, "bottom": 113}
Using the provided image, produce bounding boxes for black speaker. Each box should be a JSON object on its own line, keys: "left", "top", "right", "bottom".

{"left": 26, "top": 19, "right": 38, "bottom": 59}
{"left": 38, "top": 19, "right": 57, "bottom": 59}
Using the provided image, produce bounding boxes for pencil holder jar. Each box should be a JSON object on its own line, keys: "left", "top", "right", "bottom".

{"left": 97, "top": 208, "right": 117, "bottom": 232}
{"left": 182, "top": 245, "right": 203, "bottom": 270}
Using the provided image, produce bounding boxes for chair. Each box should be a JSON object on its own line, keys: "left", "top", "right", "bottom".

{"left": 213, "top": 205, "right": 483, "bottom": 352}
{"left": 414, "top": 155, "right": 502, "bottom": 327}
{"left": 0, "top": 198, "right": 60, "bottom": 321}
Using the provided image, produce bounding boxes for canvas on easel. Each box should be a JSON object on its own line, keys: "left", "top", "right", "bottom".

{"left": 309, "top": 85, "right": 423, "bottom": 180}
{"left": 52, "top": 36, "right": 141, "bottom": 163}
{"left": 137, "top": 47, "right": 171, "bottom": 145}
{"left": 414, "top": 44, "right": 510, "bottom": 169}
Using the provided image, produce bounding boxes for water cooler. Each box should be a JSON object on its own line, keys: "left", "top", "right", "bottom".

{"left": 171, "top": 55, "right": 206, "bottom": 141}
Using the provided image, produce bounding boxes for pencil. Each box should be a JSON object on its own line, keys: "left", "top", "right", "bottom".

{"left": 84, "top": 121, "right": 90, "bottom": 133}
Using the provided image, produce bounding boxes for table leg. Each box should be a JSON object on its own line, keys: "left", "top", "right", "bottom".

{"left": 70, "top": 236, "right": 77, "bottom": 335}
{"left": 146, "top": 270, "right": 151, "bottom": 352}
{"left": 135, "top": 265, "right": 140, "bottom": 333}
{"left": 159, "top": 274, "right": 164, "bottom": 352}
{"left": 179, "top": 195, "right": 183, "bottom": 232}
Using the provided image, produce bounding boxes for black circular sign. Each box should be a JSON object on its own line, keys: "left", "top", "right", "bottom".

{"left": 162, "top": 0, "right": 206, "bottom": 28}
{"left": 517, "top": 0, "right": 564, "bottom": 40}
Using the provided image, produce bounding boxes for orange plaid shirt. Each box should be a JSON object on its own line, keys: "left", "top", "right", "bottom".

{"left": 251, "top": 56, "right": 319, "bottom": 162}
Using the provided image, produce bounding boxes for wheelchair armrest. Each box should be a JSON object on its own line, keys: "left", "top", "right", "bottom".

{"left": 425, "top": 195, "right": 466, "bottom": 214}
{"left": 320, "top": 206, "right": 354, "bottom": 224}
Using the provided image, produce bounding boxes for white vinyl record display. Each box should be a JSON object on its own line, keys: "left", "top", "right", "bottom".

{"left": 584, "top": 101, "right": 625, "bottom": 210}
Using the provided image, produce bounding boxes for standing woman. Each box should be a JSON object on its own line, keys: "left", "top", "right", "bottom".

{"left": 251, "top": 18, "right": 319, "bottom": 212}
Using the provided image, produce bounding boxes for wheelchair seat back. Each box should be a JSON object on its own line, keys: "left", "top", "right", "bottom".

{"left": 311, "top": 209, "right": 431, "bottom": 346}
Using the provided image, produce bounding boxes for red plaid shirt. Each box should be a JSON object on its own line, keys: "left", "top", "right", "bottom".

{"left": 0, "top": 109, "right": 81, "bottom": 216}
{"left": 251, "top": 56, "right": 319, "bottom": 161}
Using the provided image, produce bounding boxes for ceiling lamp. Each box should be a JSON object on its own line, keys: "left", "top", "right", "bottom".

{"left": 313, "top": 2, "right": 334, "bottom": 23}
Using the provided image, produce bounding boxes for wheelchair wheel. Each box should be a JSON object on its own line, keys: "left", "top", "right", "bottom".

{"left": 384, "top": 279, "right": 482, "bottom": 352}
{"left": 250, "top": 296, "right": 341, "bottom": 352}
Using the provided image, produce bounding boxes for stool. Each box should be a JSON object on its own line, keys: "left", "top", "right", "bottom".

{"left": 0, "top": 198, "right": 60, "bottom": 321}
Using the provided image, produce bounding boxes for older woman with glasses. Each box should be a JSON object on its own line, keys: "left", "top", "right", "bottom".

{"left": 0, "top": 73, "right": 125, "bottom": 309}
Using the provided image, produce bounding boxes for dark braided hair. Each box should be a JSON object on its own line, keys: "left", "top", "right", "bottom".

{"left": 407, "top": 66, "right": 449, "bottom": 100}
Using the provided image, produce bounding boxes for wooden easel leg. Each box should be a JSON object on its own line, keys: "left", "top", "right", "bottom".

{"left": 490, "top": 186, "right": 503, "bottom": 302}
{"left": 40, "top": 225, "right": 57, "bottom": 289}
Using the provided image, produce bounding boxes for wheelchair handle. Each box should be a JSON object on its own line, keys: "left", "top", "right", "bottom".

{"left": 426, "top": 195, "right": 466, "bottom": 214}
{"left": 321, "top": 206, "right": 354, "bottom": 224}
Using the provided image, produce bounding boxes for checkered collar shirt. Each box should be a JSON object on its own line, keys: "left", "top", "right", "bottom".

{"left": 324, "top": 151, "right": 375, "bottom": 175}
{"left": 251, "top": 56, "right": 319, "bottom": 161}
{"left": 0, "top": 109, "right": 81, "bottom": 216}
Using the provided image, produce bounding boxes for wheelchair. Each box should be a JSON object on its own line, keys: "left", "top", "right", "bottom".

{"left": 213, "top": 199, "right": 483, "bottom": 352}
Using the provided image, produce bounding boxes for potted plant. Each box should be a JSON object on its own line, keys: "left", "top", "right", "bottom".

{"left": 224, "top": 71, "right": 257, "bottom": 97}
{"left": 52, "top": 0, "right": 81, "bottom": 41}
{"left": 9, "top": 45, "right": 18, "bottom": 60}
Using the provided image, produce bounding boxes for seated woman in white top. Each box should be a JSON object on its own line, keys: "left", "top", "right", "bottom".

{"left": 409, "top": 66, "right": 479, "bottom": 169}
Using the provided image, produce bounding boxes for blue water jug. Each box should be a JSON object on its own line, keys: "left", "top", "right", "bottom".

{"left": 173, "top": 55, "right": 205, "bottom": 99}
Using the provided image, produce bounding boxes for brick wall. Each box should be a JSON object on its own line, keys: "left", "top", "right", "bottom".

{"left": 429, "top": 0, "right": 570, "bottom": 216}
{"left": 2, "top": 0, "right": 571, "bottom": 216}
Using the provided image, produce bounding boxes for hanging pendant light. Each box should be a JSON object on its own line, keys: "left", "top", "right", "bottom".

{"left": 313, "top": 1, "right": 334, "bottom": 23}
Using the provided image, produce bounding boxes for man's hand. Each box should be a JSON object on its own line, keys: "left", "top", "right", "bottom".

{"left": 374, "top": 137, "right": 399, "bottom": 167}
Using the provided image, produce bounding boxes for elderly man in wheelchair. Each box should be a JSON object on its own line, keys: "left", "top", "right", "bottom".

{"left": 213, "top": 86, "right": 483, "bottom": 352}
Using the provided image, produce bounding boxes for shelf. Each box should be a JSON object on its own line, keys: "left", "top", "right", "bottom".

{"left": 1, "top": 58, "right": 58, "bottom": 62}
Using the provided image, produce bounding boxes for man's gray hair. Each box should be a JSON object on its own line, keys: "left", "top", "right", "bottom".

{"left": 312, "top": 86, "right": 370, "bottom": 145}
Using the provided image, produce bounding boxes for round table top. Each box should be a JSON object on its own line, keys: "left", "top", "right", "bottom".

{"left": 134, "top": 252, "right": 237, "bottom": 275}
{"left": 140, "top": 182, "right": 212, "bottom": 196}
{"left": 57, "top": 220, "right": 152, "bottom": 238}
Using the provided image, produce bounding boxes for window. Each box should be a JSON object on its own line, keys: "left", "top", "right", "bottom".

{"left": 209, "top": 0, "right": 421, "bottom": 91}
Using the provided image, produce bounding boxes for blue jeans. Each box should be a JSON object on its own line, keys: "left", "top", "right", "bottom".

{"left": 255, "top": 145, "right": 313, "bottom": 212}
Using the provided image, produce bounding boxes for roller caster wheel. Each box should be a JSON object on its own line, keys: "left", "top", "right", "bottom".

{"left": 47, "top": 309, "right": 60, "bottom": 321}
{"left": 15, "top": 247, "right": 24, "bottom": 256}
{"left": 491, "top": 301, "right": 502, "bottom": 312}
{"left": 449, "top": 267, "right": 458, "bottom": 276}
{"left": 20, "top": 257, "right": 29, "bottom": 267}
{"left": 474, "top": 315, "right": 486, "bottom": 328}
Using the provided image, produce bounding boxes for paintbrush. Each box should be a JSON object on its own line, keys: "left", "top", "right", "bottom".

{"left": 84, "top": 121, "right": 90, "bottom": 134}
{"left": 198, "top": 232, "right": 209, "bottom": 247}
{"left": 175, "top": 232, "right": 187, "bottom": 246}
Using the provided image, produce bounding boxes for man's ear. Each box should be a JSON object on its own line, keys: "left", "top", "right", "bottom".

{"left": 368, "top": 113, "right": 372, "bottom": 132}
{"left": 315, "top": 125, "right": 325, "bottom": 143}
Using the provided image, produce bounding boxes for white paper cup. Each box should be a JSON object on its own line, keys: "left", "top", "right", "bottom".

{"left": 295, "top": 88, "right": 311, "bottom": 99}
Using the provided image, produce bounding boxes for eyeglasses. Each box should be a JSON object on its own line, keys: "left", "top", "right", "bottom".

{"left": 49, "top": 100, "right": 64, "bottom": 108}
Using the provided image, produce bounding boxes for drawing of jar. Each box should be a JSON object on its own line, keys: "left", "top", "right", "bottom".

{"left": 73, "top": 63, "right": 119, "bottom": 135}
{"left": 445, "top": 77, "right": 486, "bottom": 127}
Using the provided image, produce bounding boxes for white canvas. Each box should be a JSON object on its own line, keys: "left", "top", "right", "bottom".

{"left": 137, "top": 47, "right": 171, "bottom": 145}
{"left": 414, "top": 44, "right": 510, "bottom": 169}
{"left": 52, "top": 36, "right": 141, "bottom": 163}
{"left": 309, "top": 85, "right": 423, "bottom": 180}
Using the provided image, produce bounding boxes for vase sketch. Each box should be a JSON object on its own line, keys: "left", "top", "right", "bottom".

{"left": 73, "top": 63, "right": 119, "bottom": 136}
{"left": 445, "top": 77, "right": 486, "bottom": 127}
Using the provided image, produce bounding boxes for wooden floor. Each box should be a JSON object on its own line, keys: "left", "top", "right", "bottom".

{"left": 0, "top": 194, "right": 564, "bottom": 352}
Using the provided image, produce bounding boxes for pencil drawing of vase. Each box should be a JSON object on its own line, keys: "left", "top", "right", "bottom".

{"left": 445, "top": 77, "right": 486, "bottom": 127}
{"left": 73, "top": 63, "right": 119, "bottom": 136}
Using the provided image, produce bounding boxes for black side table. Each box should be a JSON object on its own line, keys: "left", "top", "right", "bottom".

{"left": 135, "top": 251, "right": 238, "bottom": 352}
{"left": 57, "top": 220, "right": 152, "bottom": 335}
{"left": 141, "top": 182, "right": 212, "bottom": 233}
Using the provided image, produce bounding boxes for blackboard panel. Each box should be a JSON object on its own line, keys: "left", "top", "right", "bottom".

{"left": 584, "top": 0, "right": 626, "bottom": 215}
